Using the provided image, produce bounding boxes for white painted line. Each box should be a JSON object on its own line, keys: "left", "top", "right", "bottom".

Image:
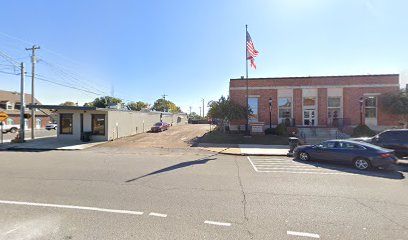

{"left": 149, "top": 212, "right": 167, "bottom": 218}
{"left": 255, "top": 167, "right": 325, "bottom": 171}
{"left": 257, "top": 170, "right": 351, "bottom": 175}
{"left": 0, "top": 200, "right": 144, "bottom": 215}
{"left": 247, "top": 156, "right": 259, "bottom": 172}
{"left": 5, "top": 228, "right": 18, "bottom": 234}
{"left": 255, "top": 164, "right": 318, "bottom": 168}
{"left": 204, "top": 220, "right": 232, "bottom": 227}
{"left": 287, "top": 230, "right": 320, "bottom": 238}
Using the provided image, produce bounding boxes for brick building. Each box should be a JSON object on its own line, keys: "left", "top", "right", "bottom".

{"left": 229, "top": 74, "right": 400, "bottom": 132}
{"left": 0, "top": 90, "right": 53, "bottom": 129}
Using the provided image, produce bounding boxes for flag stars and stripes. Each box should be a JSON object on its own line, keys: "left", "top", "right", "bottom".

{"left": 246, "top": 31, "right": 259, "bottom": 69}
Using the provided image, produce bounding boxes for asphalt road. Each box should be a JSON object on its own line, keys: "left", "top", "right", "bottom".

{"left": 1, "top": 129, "right": 57, "bottom": 142}
{"left": 0, "top": 147, "right": 407, "bottom": 240}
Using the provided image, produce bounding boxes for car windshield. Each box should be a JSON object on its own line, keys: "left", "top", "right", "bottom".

{"left": 154, "top": 123, "right": 162, "bottom": 126}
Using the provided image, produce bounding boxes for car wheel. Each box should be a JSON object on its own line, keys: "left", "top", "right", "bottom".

{"left": 54, "top": 126, "right": 57, "bottom": 130}
{"left": 10, "top": 128, "right": 17, "bottom": 133}
{"left": 353, "top": 158, "right": 371, "bottom": 170}
{"left": 298, "top": 151, "right": 310, "bottom": 161}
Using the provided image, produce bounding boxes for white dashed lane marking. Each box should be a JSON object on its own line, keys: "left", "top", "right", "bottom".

{"left": 287, "top": 230, "right": 320, "bottom": 238}
{"left": 149, "top": 212, "right": 167, "bottom": 218}
{"left": 247, "top": 156, "right": 352, "bottom": 175}
{"left": 204, "top": 220, "right": 232, "bottom": 227}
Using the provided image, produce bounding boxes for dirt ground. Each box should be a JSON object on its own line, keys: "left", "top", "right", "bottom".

{"left": 96, "top": 124, "right": 212, "bottom": 149}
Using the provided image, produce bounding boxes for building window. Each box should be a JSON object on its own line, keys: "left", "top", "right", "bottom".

{"left": 92, "top": 114, "right": 105, "bottom": 135}
{"left": 6, "top": 102, "right": 14, "bottom": 110}
{"left": 328, "top": 97, "right": 341, "bottom": 119}
{"left": 303, "top": 97, "right": 316, "bottom": 108}
{"left": 248, "top": 97, "right": 258, "bottom": 122}
{"left": 60, "top": 114, "right": 73, "bottom": 134}
{"left": 7, "top": 118, "right": 14, "bottom": 125}
{"left": 278, "top": 97, "right": 292, "bottom": 118}
{"left": 365, "top": 96, "right": 377, "bottom": 118}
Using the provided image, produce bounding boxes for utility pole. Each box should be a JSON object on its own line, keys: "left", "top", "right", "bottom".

{"left": 26, "top": 45, "right": 40, "bottom": 139}
{"left": 19, "top": 63, "right": 25, "bottom": 142}
{"left": 162, "top": 94, "right": 168, "bottom": 100}
{"left": 189, "top": 106, "right": 192, "bottom": 116}
{"left": 202, "top": 98, "right": 205, "bottom": 117}
{"left": 199, "top": 106, "right": 202, "bottom": 117}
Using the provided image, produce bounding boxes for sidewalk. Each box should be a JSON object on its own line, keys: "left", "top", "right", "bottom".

{"left": 0, "top": 137, "right": 106, "bottom": 151}
{"left": 196, "top": 143, "right": 289, "bottom": 156}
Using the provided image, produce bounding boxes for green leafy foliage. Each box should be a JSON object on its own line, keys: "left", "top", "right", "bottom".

{"left": 352, "top": 124, "right": 376, "bottom": 137}
{"left": 151, "top": 98, "right": 181, "bottom": 113}
{"left": 275, "top": 123, "right": 288, "bottom": 136}
{"left": 207, "top": 96, "right": 249, "bottom": 122}
{"left": 59, "top": 101, "right": 76, "bottom": 106}
{"left": 264, "top": 127, "right": 276, "bottom": 135}
{"left": 127, "top": 101, "right": 150, "bottom": 111}
{"left": 85, "top": 96, "right": 123, "bottom": 108}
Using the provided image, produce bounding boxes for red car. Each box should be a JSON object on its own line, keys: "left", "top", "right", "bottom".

{"left": 151, "top": 122, "right": 169, "bottom": 132}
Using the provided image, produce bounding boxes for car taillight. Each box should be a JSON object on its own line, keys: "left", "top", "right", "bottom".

{"left": 380, "top": 153, "right": 392, "bottom": 158}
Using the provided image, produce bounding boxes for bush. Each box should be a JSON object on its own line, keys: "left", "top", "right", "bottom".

{"left": 352, "top": 124, "right": 376, "bottom": 137}
{"left": 275, "top": 123, "right": 288, "bottom": 136}
{"left": 264, "top": 127, "right": 276, "bottom": 135}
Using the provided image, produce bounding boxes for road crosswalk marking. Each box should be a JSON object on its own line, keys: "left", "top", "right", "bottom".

{"left": 247, "top": 156, "right": 352, "bottom": 175}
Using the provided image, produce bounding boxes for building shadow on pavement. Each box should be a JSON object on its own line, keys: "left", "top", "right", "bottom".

{"left": 125, "top": 157, "right": 217, "bottom": 183}
{"left": 292, "top": 158, "right": 406, "bottom": 180}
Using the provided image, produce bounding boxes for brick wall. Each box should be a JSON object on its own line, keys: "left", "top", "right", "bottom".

{"left": 230, "top": 74, "right": 400, "bottom": 128}
{"left": 318, "top": 88, "right": 328, "bottom": 126}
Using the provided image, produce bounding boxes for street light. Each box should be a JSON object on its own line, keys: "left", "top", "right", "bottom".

{"left": 359, "top": 97, "right": 364, "bottom": 126}
{"left": 269, "top": 97, "right": 273, "bottom": 129}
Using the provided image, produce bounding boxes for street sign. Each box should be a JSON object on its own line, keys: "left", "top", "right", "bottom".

{"left": 0, "top": 112, "right": 8, "bottom": 122}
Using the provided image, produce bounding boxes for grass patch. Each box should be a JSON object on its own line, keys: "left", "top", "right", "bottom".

{"left": 200, "top": 131, "right": 289, "bottom": 145}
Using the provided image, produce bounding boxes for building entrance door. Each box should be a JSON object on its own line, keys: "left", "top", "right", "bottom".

{"left": 303, "top": 109, "right": 316, "bottom": 126}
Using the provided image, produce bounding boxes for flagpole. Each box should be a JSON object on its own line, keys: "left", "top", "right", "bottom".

{"left": 245, "top": 24, "right": 249, "bottom": 135}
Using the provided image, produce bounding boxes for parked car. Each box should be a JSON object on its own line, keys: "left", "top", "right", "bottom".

{"left": 45, "top": 123, "right": 58, "bottom": 130}
{"left": 350, "top": 129, "right": 408, "bottom": 158}
{"left": 151, "top": 122, "right": 169, "bottom": 132}
{"left": 0, "top": 121, "right": 20, "bottom": 133}
{"left": 294, "top": 140, "right": 397, "bottom": 170}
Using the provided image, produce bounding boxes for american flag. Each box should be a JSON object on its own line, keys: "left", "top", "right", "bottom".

{"left": 246, "top": 31, "right": 259, "bottom": 69}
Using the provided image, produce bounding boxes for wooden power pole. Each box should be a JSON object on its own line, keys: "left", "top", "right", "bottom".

{"left": 25, "top": 45, "right": 40, "bottom": 139}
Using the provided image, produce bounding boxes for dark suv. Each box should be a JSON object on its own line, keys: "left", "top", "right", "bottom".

{"left": 352, "top": 129, "right": 408, "bottom": 158}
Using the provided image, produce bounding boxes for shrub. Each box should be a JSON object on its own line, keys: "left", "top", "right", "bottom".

{"left": 352, "top": 124, "right": 376, "bottom": 137}
{"left": 275, "top": 123, "right": 288, "bottom": 136}
{"left": 264, "top": 127, "right": 276, "bottom": 135}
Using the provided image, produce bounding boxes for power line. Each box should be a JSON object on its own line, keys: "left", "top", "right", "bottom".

{"left": 0, "top": 49, "right": 20, "bottom": 68}
{"left": 39, "top": 59, "right": 109, "bottom": 95}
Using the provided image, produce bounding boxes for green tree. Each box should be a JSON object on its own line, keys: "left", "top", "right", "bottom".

{"left": 189, "top": 112, "right": 206, "bottom": 120}
{"left": 60, "top": 101, "right": 76, "bottom": 106}
{"left": 207, "top": 96, "right": 249, "bottom": 128}
{"left": 381, "top": 89, "right": 408, "bottom": 127}
{"left": 85, "top": 96, "right": 123, "bottom": 108}
{"left": 127, "top": 101, "right": 150, "bottom": 111}
{"left": 151, "top": 98, "right": 181, "bottom": 113}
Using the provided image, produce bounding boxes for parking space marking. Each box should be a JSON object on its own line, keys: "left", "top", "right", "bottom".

{"left": 204, "top": 220, "right": 232, "bottom": 227}
{"left": 0, "top": 200, "right": 144, "bottom": 215}
{"left": 287, "top": 230, "right": 320, "bottom": 238}
{"left": 247, "top": 156, "right": 352, "bottom": 175}
{"left": 149, "top": 212, "right": 167, "bottom": 218}
{"left": 5, "top": 227, "right": 19, "bottom": 235}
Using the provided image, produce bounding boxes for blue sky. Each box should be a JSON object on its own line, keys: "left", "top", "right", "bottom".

{"left": 0, "top": 0, "right": 407, "bottom": 114}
